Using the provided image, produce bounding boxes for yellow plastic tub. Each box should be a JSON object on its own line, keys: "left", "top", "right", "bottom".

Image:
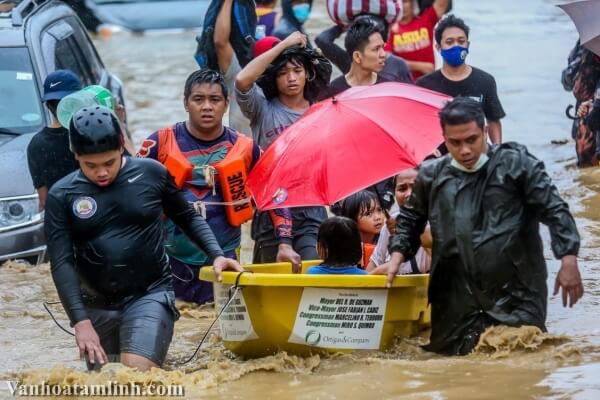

{"left": 199, "top": 261, "right": 430, "bottom": 358}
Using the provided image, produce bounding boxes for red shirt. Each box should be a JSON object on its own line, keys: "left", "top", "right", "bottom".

{"left": 386, "top": 7, "right": 440, "bottom": 79}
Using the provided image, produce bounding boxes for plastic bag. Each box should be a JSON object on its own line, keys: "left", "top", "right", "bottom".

{"left": 326, "top": 0, "right": 402, "bottom": 27}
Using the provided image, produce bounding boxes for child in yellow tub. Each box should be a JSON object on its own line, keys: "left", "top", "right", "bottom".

{"left": 305, "top": 216, "right": 368, "bottom": 275}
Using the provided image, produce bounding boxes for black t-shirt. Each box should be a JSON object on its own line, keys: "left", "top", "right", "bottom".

{"left": 327, "top": 74, "right": 390, "bottom": 98}
{"left": 416, "top": 67, "right": 506, "bottom": 121}
{"left": 45, "top": 157, "right": 224, "bottom": 324}
{"left": 27, "top": 126, "right": 79, "bottom": 190}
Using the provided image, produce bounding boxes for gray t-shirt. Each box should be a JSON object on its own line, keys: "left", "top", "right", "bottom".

{"left": 235, "top": 83, "right": 307, "bottom": 150}
{"left": 223, "top": 54, "right": 252, "bottom": 137}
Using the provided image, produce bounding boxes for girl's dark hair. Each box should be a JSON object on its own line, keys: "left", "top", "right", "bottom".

{"left": 439, "top": 97, "right": 485, "bottom": 131}
{"left": 434, "top": 14, "right": 470, "bottom": 45}
{"left": 257, "top": 46, "right": 332, "bottom": 102}
{"left": 340, "top": 190, "right": 380, "bottom": 222}
{"left": 184, "top": 69, "right": 228, "bottom": 101}
{"left": 318, "top": 216, "right": 362, "bottom": 266}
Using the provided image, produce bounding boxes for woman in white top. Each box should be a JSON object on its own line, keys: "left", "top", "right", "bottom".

{"left": 367, "top": 168, "right": 431, "bottom": 274}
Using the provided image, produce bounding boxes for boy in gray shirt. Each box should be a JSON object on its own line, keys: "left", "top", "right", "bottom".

{"left": 235, "top": 31, "right": 332, "bottom": 265}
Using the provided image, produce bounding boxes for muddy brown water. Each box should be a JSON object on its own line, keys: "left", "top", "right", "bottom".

{"left": 2, "top": 0, "right": 600, "bottom": 398}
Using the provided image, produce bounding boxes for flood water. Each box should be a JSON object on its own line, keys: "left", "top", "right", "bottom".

{"left": 2, "top": 0, "right": 600, "bottom": 398}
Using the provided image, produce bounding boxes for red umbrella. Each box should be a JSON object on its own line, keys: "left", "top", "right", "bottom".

{"left": 247, "top": 82, "right": 451, "bottom": 210}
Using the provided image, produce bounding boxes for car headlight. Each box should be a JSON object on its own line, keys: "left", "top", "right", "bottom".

{"left": 0, "top": 194, "right": 43, "bottom": 232}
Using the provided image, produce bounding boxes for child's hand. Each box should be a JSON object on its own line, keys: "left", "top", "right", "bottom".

{"left": 386, "top": 215, "right": 396, "bottom": 234}
{"left": 368, "top": 264, "right": 389, "bottom": 275}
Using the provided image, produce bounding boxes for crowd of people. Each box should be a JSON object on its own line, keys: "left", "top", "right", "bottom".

{"left": 28, "top": 0, "right": 585, "bottom": 373}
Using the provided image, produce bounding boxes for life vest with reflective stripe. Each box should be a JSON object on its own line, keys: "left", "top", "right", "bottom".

{"left": 156, "top": 126, "right": 255, "bottom": 226}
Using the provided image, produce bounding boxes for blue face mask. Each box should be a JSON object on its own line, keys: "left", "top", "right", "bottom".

{"left": 292, "top": 3, "right": 310, "bottom": 24}
{"left": 440, "top": 45, "right": 469, "bottom": 67}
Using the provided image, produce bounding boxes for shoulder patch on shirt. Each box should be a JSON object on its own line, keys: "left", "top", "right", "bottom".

{"left": 137, "top": 139, "right": 157, "bottom": 158}
{"left": 73, "top": 196, "right": 97, "bottom": 219}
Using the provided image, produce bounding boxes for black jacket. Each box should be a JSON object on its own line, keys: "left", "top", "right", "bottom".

{"left": 390, "top": 143, "right": 579, "bottom": 355}
{"left": 45, "top": 157, "right": 224, "bottom": 325}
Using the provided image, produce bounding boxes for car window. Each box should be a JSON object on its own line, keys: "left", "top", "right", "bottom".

{"left": 0, "top": 48, "right": 44, "bottom": 134}
{"left": 54, "top": 37, "right": 94, "bottom": 85}
{"left": 41, "top": 20, "right": 93, "bottom": 85}
{"left": 65, "top": 17, "right": 103, "bottom": 83}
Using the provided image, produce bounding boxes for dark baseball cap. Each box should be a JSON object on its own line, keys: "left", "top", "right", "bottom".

{"left": 42, "top": 70, "right": 82, "bottom": 101}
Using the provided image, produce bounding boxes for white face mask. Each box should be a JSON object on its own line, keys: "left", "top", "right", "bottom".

{"left": 450, "top": 153, "right": 490, "bottom": 173}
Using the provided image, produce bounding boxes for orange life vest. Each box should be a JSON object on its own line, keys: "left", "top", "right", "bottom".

{"left": 362, "top": 242, "right": 375, "bottom": 268}
{"left": 156, "top": 126, "right": 255, "bottom": 226}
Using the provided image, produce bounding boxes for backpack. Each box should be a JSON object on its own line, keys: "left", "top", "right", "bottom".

{"left": 194, "top": 0, "right": 257, "bottom": 70}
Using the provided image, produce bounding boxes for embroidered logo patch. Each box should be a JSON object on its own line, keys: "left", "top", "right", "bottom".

{"left": 72, "top": 196, "right": 97, "bottom": 219}
{"left": 272, "top": 188, "right": 288, "bottom": 205}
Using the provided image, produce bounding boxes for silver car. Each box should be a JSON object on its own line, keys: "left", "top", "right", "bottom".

{"left": 0, "top": 0, "right": 126, "bottom": 264}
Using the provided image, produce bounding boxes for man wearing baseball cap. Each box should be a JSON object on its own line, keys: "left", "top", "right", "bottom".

{"left": 27, "top": 70, "right": 82, "bottom": 209}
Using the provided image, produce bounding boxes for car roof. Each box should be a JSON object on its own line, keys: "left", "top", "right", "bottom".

{"left": 0, "top": 0, "right": 62, "bottom": 46}
{"left": 0, "top": 1, "right": 23, "bottom": 45}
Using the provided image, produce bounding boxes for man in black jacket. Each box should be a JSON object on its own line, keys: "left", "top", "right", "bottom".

{"left": 376, "top": 98, "right": 583, "bottom": 356}
{"left": 45, "top": 106, "right": 242, "bottom": 371}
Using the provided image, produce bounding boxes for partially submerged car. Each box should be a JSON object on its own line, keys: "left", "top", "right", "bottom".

{"left": 0, "top": 0, "right": 125, "bottom": 264}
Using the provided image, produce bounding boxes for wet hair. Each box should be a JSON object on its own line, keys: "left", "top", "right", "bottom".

{"left": 439, "top": 97, "right": 485, "bottom": 131}
{"left": 46, "top": 99, "right": 59, "bottom": 118}
{"left": 340, "top": 190, "right": 381, "bottom": 222}
{"left": 392, "top": 166, "right": 420, "bottom": 187}
{"left": 184, "top": 69, "right": 228, "bottom": 101}
{"left": 257, "top": 46, "right": 332, "bottom": 102}
{"left": 434, "top": 14, "right": 470, "bottom": 45}
{"left": 317, "top": 216, "right": 363, "bottom": 266}
{"left": 354, "top": 14, "right": 389, "bottom": 42}
{"left": 344, "top": 18, "right": 383, "bottom": 56}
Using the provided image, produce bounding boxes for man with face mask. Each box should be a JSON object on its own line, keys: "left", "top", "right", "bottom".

{"left": 272, "top": 0, "right": 313, "bottom": 45}
{"left": 374, "top": 97, "right": 583, "bottom": 356}
{"left": 387, "top": 0, "right": 450, "bottom": 80}
{"left": 416, "top": 14, "right": 505, "bottom": 145}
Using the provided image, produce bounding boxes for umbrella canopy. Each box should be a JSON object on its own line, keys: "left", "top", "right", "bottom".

{"left": 559, "top": 0, "right": 600, "bottom": 56}
{"left": 247, "top": 82, "right": 451, "bottom": 210}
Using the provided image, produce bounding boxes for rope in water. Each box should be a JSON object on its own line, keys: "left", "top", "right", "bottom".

{"left": 179, "top": 270, "right": 251, "bottom": 365}
{"left": 43, "top": 301, "right": 75, "bottom": 336}
{"left": 43, "top": 270, "right": 252, "bottom": 365}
